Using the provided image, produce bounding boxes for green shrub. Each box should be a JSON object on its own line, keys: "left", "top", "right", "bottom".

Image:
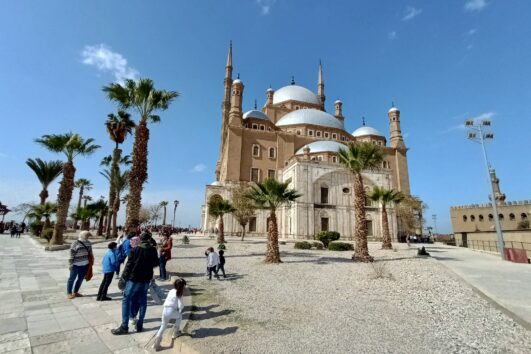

{"left": 280, "top": 241, "right": 287, "bottom": 245}
{"left": 182, "top": 235, "right": 190, "bottom": 244}
{"left": 294, "top": 241, "right": 312, "bottom": 249}
{"left": 315, "top": 231, "right": 341, "bottom": 248}
{"left": 312, "top": 241, "right": 324, "bottom": 250}
{"left": 328, "top": 241, "right": 354, "bottom": 251}
{"left": 218, "top": 243, "right": 226, "bottom": 250}
{"left": 29, "top": 221, "right": 43, "bottom": 236}
{"left": 42, "top": 228, "right": 53, "bottom": 242}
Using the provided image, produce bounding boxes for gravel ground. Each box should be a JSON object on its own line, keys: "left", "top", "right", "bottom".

{"left": 167, "top": 237, "right": 531, "bottom": 354}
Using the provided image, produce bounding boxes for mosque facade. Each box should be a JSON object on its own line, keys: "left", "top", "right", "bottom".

{"left": 200, "top": 44, "right": 412, "bottom": 240}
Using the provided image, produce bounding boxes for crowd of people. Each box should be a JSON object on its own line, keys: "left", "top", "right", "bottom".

{"left": 0, "top": 221, "right": 26, "bottom": 237}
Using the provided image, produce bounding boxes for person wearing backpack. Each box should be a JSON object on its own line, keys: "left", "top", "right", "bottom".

{"left": 116, "top": 232, "right": 134, "bottom": 279}
{"left": 67, "top": 231, "right": 93, "bottom": 299}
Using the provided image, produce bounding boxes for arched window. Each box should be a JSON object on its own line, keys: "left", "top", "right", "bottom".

{"left": 463, "top": 215, "right": 468, "bottom": 222}
{"left": 332, "top": 156, "right": 337, "bottom": 163}
{"left": 478, "top": 214, "right": 484, "bottom": 222}
{"left": 509, "top": 213, "right": 515, "bottom": 221}
{"left": 268, "top": 147, "right": 276, "bottom": 159}
{"left": 252, "top": 144, "right": 260, "bottom": 157}
{"left": 488, "top": 214, "right": 493, "bottom": 221}
{"left": 522, "top": 213, "right": 528, "bottom": 220}
{"left": 498, "top": 214, "right": 504, "bottom": 221}
{"left": 470, "top": 215, "right": 475, "bottom": 222}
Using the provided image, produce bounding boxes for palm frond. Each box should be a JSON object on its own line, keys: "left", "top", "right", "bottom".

{"left": 26, "top": 158, "right": 63, "bottom": 188}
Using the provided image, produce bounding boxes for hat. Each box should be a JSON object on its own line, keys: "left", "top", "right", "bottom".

{"left": 140, "top": 231, "right": 151, "bottom": 241}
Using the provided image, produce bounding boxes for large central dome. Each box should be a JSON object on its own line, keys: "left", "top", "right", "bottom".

{"left": 276, "top": 108, "right": 344, "bottom": 130}
{"left": 273, "top": 85, "right": 320, "bottom": 105}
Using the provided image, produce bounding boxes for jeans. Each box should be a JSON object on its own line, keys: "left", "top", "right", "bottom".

{"left": 121, "top": 281, "right": 149, "bottom": 330}
{"left": 97, "top": 272, "right": 114, "bottom": 300}
{"left": 159, "top": 256, "right": 167, "bottom": 280}
{"left": 154, "top": 307, "right": 182, "bottom": 346}
{"left": 218, "top": 264, "right": 226, "bottom": 277}
{"left": 207, "top": 266, "right": 219, "bottom": 279}
{"left": 67, "top": 265, "right": 88, "bottom": 294}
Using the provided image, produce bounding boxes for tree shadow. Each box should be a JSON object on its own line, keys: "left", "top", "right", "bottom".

{"left": 171, "top": 271, "right": 205, "bottom": 278}
{"left": 191, "top": 326, "right": 239, "bottom": 338}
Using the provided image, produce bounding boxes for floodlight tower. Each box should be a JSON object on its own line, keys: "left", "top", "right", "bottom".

{"left": 465, "top": 118, "right": 505, "bottom": 260}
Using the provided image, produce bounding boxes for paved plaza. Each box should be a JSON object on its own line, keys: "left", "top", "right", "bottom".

{"left": 0, "top": 234, "right": 185, "bottom": 354}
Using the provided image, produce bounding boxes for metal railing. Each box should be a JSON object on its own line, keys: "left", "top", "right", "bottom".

{"left": 467, "top": 239, "right": 531, "bottom": 254}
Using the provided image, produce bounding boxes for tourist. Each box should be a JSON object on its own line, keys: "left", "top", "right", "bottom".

{"left": 67, "top": 231, "right": 93, "bottom": 299}
{"left": 111, "top": 231, "right": 159, "bottom": 335}
{"left": 153, "top": 278, "right": 187, "bottom": 350}
{"left": 97, "top": 242, "right": 118, "bottom": 301}
{"left": 218, "top": 249, "right": 226, "bottom": 278}
{"left": 159, "top": 231, "right": 173, "bottom": 281}
{"left": 115, "top": 232, "right": 133, "bottom": 279}
{"left": 206, "top": 247, "right": 220, "bottom": 280}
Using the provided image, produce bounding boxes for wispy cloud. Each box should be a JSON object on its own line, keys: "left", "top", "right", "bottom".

{"left": 440, "top": 112, "right": 495, "bottom": 134}
{"left": 464, "top": 0, "right": 487, "bottom": 12}
{"left": 81, "top": 44, "right": 139, "bottom": 84}
{"left": 388, "top": 31, "right": 397, "bottom": 40}
{"left": 256, "top": 0, "right": 276, "bottom": 15}
{"left": 190, "top": 163, "right": 206, "bottom": 173}
{"left": 402, "top": 6, "right": 422, "bottom": 21}
{"left": 466, "top": 28, "right": 478, "bottom": 36}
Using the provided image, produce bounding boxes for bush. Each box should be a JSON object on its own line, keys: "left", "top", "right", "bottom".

{"left": 218, "top": 243, "right": 226, "bottom": 250}
{"left": 312, "top": 241, "right": 324, "bottom": 250}
{"left": 315, "top": 231, "right": 340, "bottom": 248}
{"left": 182, "top": 235, "right": 190, "bottom": 244}
{"left": 29, "top": 221, "right": 43, "bottom": 236}
{"left": 42, "top": 228, "right": 53, "bottom": 242}
{"left": 517, "top": 219, "right": 530, "bottom": 230}
{"left": 279, "top": 241, "right": 286, "bottom": 245}
{"left": 294, "top": 241, "right": 312, "bottom": 249}
{"left": 328, "top": 241, "right": 354, "bottom": 251}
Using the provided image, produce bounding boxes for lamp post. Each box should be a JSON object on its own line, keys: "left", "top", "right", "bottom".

{"left": 432, "top": 214, "right": 438, "bottom": 235}
{"left": 172, "top": 200, "right": 179, "bottom": 231}
{"left": 465, "top": 118, "right": 505, "bottom": 260}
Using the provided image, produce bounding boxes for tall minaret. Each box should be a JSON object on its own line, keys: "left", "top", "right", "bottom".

{"left": 388, "top": 104, "right": 406, "bottom": 150}
{"left": 318, "top": 61, "right": 325, "bottom": 111}
{"left": 489, "top": 169, "right": 506, "bottom": 205}
{"left": 216, "top": 41, "right": 233, "bottom": 180}
{"left": 229, "top": 76, "right": 244, "bottom": 127}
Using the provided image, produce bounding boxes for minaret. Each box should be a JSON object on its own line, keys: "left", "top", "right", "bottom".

{"left": 334, "top": 99, "right": 344, "bottom": 124}
{"left": 265, "top": 86, "right": 274, "bottom": 106}
{"left": 489, "top": 169, "right": 506, "bottom": 205}
{"left": 219, "top": 41, "right": 233, "bottom": 156}
{"left": 229, "top": 75, "right": 244, "bottom": 127}
{"left": 318, "top": 61, "right": 325, "bottom": 110}
{"left": 388, "top": 103, "right": 406, "bottom": 150}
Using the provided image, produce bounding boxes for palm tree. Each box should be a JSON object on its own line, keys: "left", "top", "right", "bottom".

{"left": 73, "top": 178, "right": 92, "bottom": 230}
{"left": 369, "top": 186, "right": 404, "bottom": 250}
{"left": 82, "top": 195, "right": 92, "bottom": 208}
{"left": 104, "top": 111, "right": 135, "bottom": 237}
{"left": 28, "top": 202, "right": 57, "bottom": 231}
{"left": 112, "top": 171, "right": 129, "bottom": 237}
{"left": 87, "top": 199, "right": 108, "bottom": 236}
{"left": 103, "top": 79, "right": 179, "bottom": 231}
{"left": 160, "top": 201, "right": 169, "bottom": 225}
{"left": 337, "top": 142, "right": 383, "bottom": 262}
{"left": 25, "top": 158, "right": 64, "bottom": 205}
{"left": 71, "top": 207, "right": 99, "bottom": 231}
{"left": 35, "top": 133, "right": 100, "bottom": 245}
{"left": 246, "top": 179, "right": 301, "bottom": 263}
{"left": 207, "top": 198, "right": 235, "bottom": 244}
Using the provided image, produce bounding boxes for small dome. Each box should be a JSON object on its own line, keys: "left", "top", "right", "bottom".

{"left": 276, "top": 109, "right": 344, "bottom": 130}
{"left": 211, "top": 181, "right": 221, "bottom": 186}
{"left": 243, "top": 110, "right": 269, "bottom": 120}
{"left": 296, "top": 140, "right": 347, "bottom": 155}
{"left": 388, "top": 106, "right": 399, "bottom": 113}
{"left": 266, "top": 87, "right": 274, "bottom": 92}
{"left": 352, "top": 126, "right": 383, "bottom": 137}
{"left": 273, "top": 85, "right": 320, "bottom": 105}
{"left": 334, "top": 99, "right": 342, "bottom": 105}
{"left": 233, "top": 79, "right": 243, "bottom": 85}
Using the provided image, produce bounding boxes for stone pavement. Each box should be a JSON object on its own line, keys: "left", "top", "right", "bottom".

{"left": 418, "top": 243, "right": 531, "bottom": 329}
{"left": 0, "top": 233, "right": 187, "bottom": 354}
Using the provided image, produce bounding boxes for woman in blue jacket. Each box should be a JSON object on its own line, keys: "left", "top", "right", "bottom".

{"left": 97, "top": 242, "right": 119, "bottom": 301}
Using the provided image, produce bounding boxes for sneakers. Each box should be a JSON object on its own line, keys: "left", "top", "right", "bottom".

{"left": 111, "top": 326, "right": 128, "bottom": 335}
{"left": 67, "top": 294, "right": 75, "bottom": 300}
{"left": 101, "top": 296, "right": 112, "bottom": 301}
{"left": 153, "top": 336, "right": 162, "bottom": 351}
{"left": 74, "top": 293, "right": 83, "bottom": 297}
{"left": 129, "top": 317, "right": 138, "bottom": 328}
{"left": 172, "top": 330, "right": 182, "bottom": 339}
{"left": 135, "top": 325, "right": 143, "bottom": 333}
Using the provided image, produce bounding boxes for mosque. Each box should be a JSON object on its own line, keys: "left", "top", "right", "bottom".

{"left": 200, "top": 43, "right": 412, "bottom": 240}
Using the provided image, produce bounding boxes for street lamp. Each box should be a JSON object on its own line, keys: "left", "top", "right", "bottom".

{"left": 465, "top": 118, "right": 506, "bottom": 260}
{"left": 172, "top": 200, "right": 179, "bottom": 230}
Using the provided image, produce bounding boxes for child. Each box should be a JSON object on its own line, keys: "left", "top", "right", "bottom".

{"left": 97, "top": 242, "right": 118, "bottom": 301}
{"left": 153, "top": 278, "right": 187, "bottom": 350}
{"left": 206, "top": 247, "right": 220, "bottom": 280}
{"left": 218, "top": 250, "right": 226, "bottom": 278}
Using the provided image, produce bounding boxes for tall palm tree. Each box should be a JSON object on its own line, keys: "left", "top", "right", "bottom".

{"left": 246, "top": 179, "right": 301, "bottom": 263}
{"left": 35, "top": 133, "right": 100, "bottom": 245}
{"left": 369, "top": 186, "right": 404, "bottom": 250}
{"left": 26, "top": 158, "right": 64, "bottom": 205}
{"left": 160, "top": 201, "right": 169, "bottom": 225}
{"left": 73, "top": 178, "right": 92, "bottom": 230}
{"left": 112, "top": 170, "right": 129, "bottom": 237}
{"left": 103, "top": 79, "right": 179, "bottom": 231}
{"left": 104, "top": 111, "right": 135, "bottom": 237}
{"left": 207, "top": 198, "right": 235, "bottom": 244}
{"left": 87, "top": 199, "right": 108, "bottom": 236}
{"left": 28, "top": 202, "right": 57, "bottom": 231}
{"left": 82, "top": 195, "right": 92, "bottom": 208}
{"left": 338, "top": 142, "right": 383, "bottom": 262}
{"left": 71, "top": 207, "right": 99, "bottom": 231}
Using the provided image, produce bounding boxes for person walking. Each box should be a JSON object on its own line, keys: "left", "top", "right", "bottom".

{"left": 97, "top": 242, "right": 118, "bottom": 301}
{"left": 153, "top": 278, "right": 187, "bottom": 351}
{"left": 115, "top": 232, "right": 133, "bottom": 279}
{"left": 218, "top": 249, "right": 227, "bottom": 278}
{"left": 206, "top": 247, "right": 220, "bottom": 280}
{"left": 111, "top": 231, "right": 159, "bottom": 335}
{"left": 67, "top": 231, "right": 93, "bottom": 299}
{"left": 159, "top": 232, "right": 173, "bottom": 281}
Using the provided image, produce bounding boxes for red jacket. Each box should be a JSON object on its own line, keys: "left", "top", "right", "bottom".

{"left": 161, "top": 237, "right": 173, "bottom": 260}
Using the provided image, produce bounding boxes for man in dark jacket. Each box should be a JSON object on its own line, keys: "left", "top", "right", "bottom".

{"left": 112, "top": 231, "right": 159, "bottom": 335}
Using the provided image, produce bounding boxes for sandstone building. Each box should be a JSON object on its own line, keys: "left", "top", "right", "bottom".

{"left": 200, "top": 44, "right": 412, "bottom": 240}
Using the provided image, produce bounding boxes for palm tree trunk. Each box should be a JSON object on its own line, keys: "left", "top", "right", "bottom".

{"left": 73, "top": 186, "right": 84, "bottom": 231}
{"left": 44, "top": 217, "right": 51, "bottom": 230}
{"left": 265, "top": 209, "right": 281, "bottom": 263}
{"left": 39, "top": 189, "right": 48, "bottom": 205}
{"left": 241, "top": 223, "right": 246, "bottom": 241}
{"left": 162, "top": 207, "right": 167, "bottom": 225}
{"left": 97, "top": 213, "right": 104, "bottom": 236}
{"left": 106, "top": 147, "right": 121, "bottom": 237}
{"left": 217, "top": 215, "right": 225, "bottom": 244}
{"left": 52, "top": 161, "right": 76, "bottom": 245}
{"left": 381, "top": 204, "right": 392, "bottom": 249}
{"left": 125, "top": 121, "right": 149, "bottom": 232}
{"left": 112, "top": 194, "right": 120, "bottom": 238}
{"left": 353, "top": 174, "right": 373, "bottom": 262}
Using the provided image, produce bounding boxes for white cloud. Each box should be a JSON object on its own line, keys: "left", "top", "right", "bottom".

{"left": 256, "top": 0, "right": 276, "bottom": 15}
{"left": 467, "top": 28, "right": 478, "bottom": 36}
{"left": 81, "top": 44, "right": 139, "bottom": 84}
{"left": 190, "top": 164, "right": 206, "bottom": 173}
{"left": 402, "top": 6, "right": 422, "bottom": 21}
{"left": 388, "top": 31, "right": 397, "bottom": 40}
{"left": 465, "top": 0, "right": 487, "bottom": 12}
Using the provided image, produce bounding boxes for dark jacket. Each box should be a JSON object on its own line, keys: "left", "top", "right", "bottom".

{"left": 122, "top": 240, "right": 159, "bottom": 283}
{"left": 219, "top": 254, "right": 225, "bottom": 266}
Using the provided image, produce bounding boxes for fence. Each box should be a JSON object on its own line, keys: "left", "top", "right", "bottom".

{"left": 467, "top": 239, "right": 531, "bottom": 255}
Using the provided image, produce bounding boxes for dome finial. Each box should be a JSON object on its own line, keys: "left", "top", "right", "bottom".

{"left": 237, "top": 73, "right": 240, "bottom": 79}
{"left": 291, "top": 76, "right": 295, "bottom": 85}
{"left": 392, "top": 101, "right": 395, "bottom": 107}
{"left": 254, "top": 99, "right": 257, "bottom": 110}
{"left": 362, "top": 116, "right": 366, "bottom": 126}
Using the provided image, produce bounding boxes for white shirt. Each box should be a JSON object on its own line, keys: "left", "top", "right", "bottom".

{"left": 208, "top": 252, "right": 220, "bottom": 267}
{"left": 163, "top": 289, "right": 184, "bottom": 312}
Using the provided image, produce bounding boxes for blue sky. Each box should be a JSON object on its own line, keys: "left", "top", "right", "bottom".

{"left": 1, "top": 0, "right": 530, "bottom": 232}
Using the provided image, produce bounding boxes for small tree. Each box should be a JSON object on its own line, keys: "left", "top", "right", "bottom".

{"left": 369, "top": 186, "right": 404, "bottom": 249}
{"left": 149, "top": 204, "right": 163, "bottom": 227}
{"left": 160, "top": 201, "right": 169, "bottom": 225}
{"left": 13, "top": 203, "right": 36, "bottom": 224}
{"left": 231, "top": 185, "right": 256, "bottom": 241}
{"left": 208, "top": 198, "right": 235, "bottom": 244}
{"left": 396, "top": 195, "right": 426, "bottom": 241}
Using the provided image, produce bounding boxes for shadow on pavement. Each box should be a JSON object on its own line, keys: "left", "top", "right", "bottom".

{"left": 191, "top": 326, "right": 239, "bottom": 338}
